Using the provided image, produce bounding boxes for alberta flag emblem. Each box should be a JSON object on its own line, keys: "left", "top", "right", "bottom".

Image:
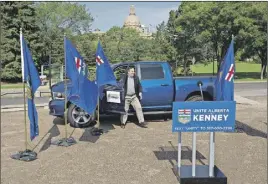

{"left": 178, "top": 109, "right": 191, "bottom": 124}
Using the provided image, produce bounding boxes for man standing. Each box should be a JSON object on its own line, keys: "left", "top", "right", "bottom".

{"left": 120, "top": 67, "right": 148, "bottom": 129}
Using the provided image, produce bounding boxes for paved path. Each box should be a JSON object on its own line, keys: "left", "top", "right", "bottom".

{"left": 235, "top": 81, "right": 267, "bottom": 90}
{"left": 1, "top": 97, "right": 50, "bottom": 106}
{"left": 1, "top": 96, "right": 267, "bottom": 184}
{"left": 235, "top": 82, "right": 267, "bottom": 97}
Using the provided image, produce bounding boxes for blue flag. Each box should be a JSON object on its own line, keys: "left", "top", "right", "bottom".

{"left": 64, "top": 38, "right": 88, "bottom": 96}
{"left": 95, "top": 41, "right": 117, "bottom": 98}
{"left": 215, "top": 38, "right": 235, "bottom": 101}
{"left": 64, "top": 37, "right": 98, "bottom": 115}
{"left": 20, "top": 31, "right": 41, "bottom": 141}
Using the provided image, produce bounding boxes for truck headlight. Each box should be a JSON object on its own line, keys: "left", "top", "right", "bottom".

{"left": 56, "top": 93, "right": 63, "bottom": 98}
{"left": 53, "top": 92, "right": 65, "bottom": 99}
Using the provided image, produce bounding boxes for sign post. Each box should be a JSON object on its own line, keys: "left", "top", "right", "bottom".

{"left": 178, "top": 132, "right": 182, "bottom": 172}
{"left": 172, "top": 99, "right": 235, "bottom": 184}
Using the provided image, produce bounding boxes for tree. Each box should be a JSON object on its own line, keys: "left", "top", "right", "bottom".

{"left": 34, "top": 2, "right": 94, "bottom": 66}
{"left": 1, "top": 2, "right": 41, "bottom": 82}
{"left": 167, "top": 4, "right": 210, "bottom": 75}
{"left": 72, "top": 32, "right": 99, "bottom": 65}
{"left": 152, "top": 21, "right": 175, "bottom": 62}
{"left": 167, "top": 1, "right": 267, "bottom": 78}
{"left": 101, "top": 27, "right": 153, "bottom": 63}
{"left": 239, "top": 2, "right": 268, "bottom": 79}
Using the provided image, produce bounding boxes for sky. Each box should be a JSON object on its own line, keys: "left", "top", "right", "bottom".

{"left": 80, "top": 2, "right": 180, "bottom": 32}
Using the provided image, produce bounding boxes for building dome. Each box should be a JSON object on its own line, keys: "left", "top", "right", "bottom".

{"left": 123, "top": 5, "right": 141, "bottom": 29}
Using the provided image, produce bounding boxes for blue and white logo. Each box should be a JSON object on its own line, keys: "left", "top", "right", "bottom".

{"left": 178, "top": 109, "right": 191, "bottom": 124}
{"left": 172, "top": 101, "right": 236, "bottom": 132}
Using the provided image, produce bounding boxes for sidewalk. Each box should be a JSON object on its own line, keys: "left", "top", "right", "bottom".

{"left": 1, "top": 85, "right": 51, "bottom": 98}
{"left": 234, "top": 80, "right": 267, "bottom": 83}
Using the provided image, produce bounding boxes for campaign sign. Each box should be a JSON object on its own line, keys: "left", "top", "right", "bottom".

{"left": 172, "top": 101, "right": 236, "bottom": 132}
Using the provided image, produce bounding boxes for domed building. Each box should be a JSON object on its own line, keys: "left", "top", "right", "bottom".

{"left": 123, "top": 5, "right": 142, "bottom": 32}
{"left": 123, "top": 5, "right": 152, "bottom": 38}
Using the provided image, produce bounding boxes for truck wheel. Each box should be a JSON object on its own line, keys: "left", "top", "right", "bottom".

{"left": 67, "top": 104, "right": 96, "bottom": 128}
{"left": 186, "top": 95, "right": 204, "bottom": 101}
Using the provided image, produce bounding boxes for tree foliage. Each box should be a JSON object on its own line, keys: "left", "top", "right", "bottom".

{"left": 1, "top": 2, "right": 95, "bottom": 81}
{"left": 1, "top": 2, "right": 41, "bottom": 81}
{"left": 167, "top": 2, "right": 267, "bottom": 78}
{"left": 100, "top": 27, "right": 151, "bottom": 63}
{"left": 239, "top": 2, "right": 268, "bottom": 79}
{"left": 1, "top": 2, "right": 267, "bottom": 81}
{"left": 34, "top": 2, "right": 94, "bottom": 65}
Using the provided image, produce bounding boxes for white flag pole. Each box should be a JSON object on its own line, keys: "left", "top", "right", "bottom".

{"left": 20, "top": 28, "right": 24, "bottom": 82}
{"left": 20, "top": 28, "right": 28, "bottom": 150}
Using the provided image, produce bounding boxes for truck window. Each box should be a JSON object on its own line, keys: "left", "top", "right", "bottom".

{"left": 113, "top": 64, "right": 135, "bottom": 81}
{"left": 140, "top": 64, "right": 164, "bottom": 80}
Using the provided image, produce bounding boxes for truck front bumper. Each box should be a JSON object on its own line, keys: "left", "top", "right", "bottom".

{"left": 48, "top": 99, "right": 65, "bottom": 117}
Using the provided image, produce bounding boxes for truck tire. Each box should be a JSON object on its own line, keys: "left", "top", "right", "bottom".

{"left": 186, "top": 95, "right": 205, "bottom": 101}
{"left": 67, "top": 104, "right": 96, "bottom": 128}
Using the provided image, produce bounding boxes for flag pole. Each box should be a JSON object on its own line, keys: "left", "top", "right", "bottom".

{"left": 91, "top": 37, "right": 103, "bottom": 136}
{"left": 10, "top": 28, "right": 38, "bottom": 162}
{"left": 50, "top": 34, "right": 77, "bottom": 147}
{"left": 64, "top": 33, "right": 68, "bottom": 139}
{"left": 23, "top": 77, "right": 28, "bottom": 150}
{"left": 20, "top": 28, "right": 28, "bottom": 150}
{"left": 97, "top": 37, "right": 100, "bottom": 129}
{"left": 97, "top": 94, "right": 100, "bottom": 128}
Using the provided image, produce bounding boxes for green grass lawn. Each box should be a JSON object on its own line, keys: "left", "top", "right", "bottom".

{"left": 1, "top": 83, "right": 23, "bottom": 89}
{"left": 189, "top": 61, "right": 265, "bottom": 81}
{"left": 1, "top": 62, "right": 266, "bottom": 89}
{"left": 191, "top": 61, "right": 260, "bottom": 73}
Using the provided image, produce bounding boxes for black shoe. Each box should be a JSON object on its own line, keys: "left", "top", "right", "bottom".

{"left": 138, "top": 122, "right": 148, "bottom": 128}
{"left": 120, "top": 124, "right": 125, "bottom": 129}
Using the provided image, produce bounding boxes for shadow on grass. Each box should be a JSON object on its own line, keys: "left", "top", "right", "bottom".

{"left": 79, "top": 116, "right": 118, "bottom": 143}
{"left": 79, "top": 114, "right": 172, "bottom": 143}
{"left": 153, "top": 141, "right": 206, "bottom": 167}
{"left": 36, "top": 117, "right": 63, "bottom": 152}
{"left": 39, "top": 124, "right": 60, "bottom": 152}
{"left": 36, "top": 114, "right": 172, "bottom": 147}
{"left": 37, "top": 117, "right": 77, "bottom": 152}
{"left": 235, "top": 120, "right": 267, "bottom": 139}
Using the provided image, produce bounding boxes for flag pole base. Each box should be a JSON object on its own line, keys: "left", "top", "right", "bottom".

{"left": 173, "top": 165, "right": 227, "bottom": 184}
{"left": 10, "top": 149, "right": 37, "bottom": 162}
{"left": 91, "top": 127, "right": 104, "bottom": 136}
{"left": 51, "top": 137, "right": 77, "bottom": 147}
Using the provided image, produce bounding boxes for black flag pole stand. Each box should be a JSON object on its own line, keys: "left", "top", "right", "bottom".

{"left": 91, "top": 96, "right": 104, "bottom": 136}
{"left": 10, "top": 82, "right": 38, "bottom": 162}
{"left": 50, "top": 33, "right": 76, "bottom": 147}
{"left": 11, "top": 28, "right": 37, "bottom": 162}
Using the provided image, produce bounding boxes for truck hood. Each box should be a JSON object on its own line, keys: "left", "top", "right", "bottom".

{"left": 51, "top": 80, "right": 73, "bottom": 93}
{"left": 51, "top": 79, "right": 121, "bottom": 94}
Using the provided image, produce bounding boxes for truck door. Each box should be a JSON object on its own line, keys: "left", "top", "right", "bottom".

{"left": 138, "top": 63, "right": 174, "bottom": 110}
{"left": 102, "top": 63, "right": 137, "bottom": 114}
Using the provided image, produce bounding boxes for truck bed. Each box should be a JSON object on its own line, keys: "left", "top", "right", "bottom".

{"left": 174, "top": 75, "right": 217, "bottom": 80}
{"left": 173, "top": 75, "right": 216, "bottom": 101}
